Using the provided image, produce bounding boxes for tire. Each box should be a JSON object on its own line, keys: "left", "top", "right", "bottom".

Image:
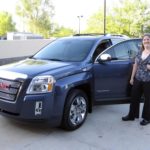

{"left": 61, "top": 89, "right": 88, "bottom": 131}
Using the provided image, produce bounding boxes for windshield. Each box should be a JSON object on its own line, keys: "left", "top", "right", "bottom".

{"left": 33, "top": 38, "right": 95, "bottom": 62}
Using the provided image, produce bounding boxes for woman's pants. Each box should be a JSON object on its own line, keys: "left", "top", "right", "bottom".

{"left": 128, "top": 78, "right": 150, "bottom": 120}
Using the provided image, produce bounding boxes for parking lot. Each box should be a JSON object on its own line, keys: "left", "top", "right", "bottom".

{"left": 0, "top": 104, "right": 150, "bottom": 150}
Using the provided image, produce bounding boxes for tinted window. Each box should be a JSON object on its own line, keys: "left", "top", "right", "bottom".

{"left": 111, "top": 38, "right": 125, "bottom": 45}
{"left": 102, "top": 47, "right": 115, "bottom": 58}
{"left": 126, "top": 39, "right": 142, "bottom": 58}
{"left": 93, "top": 39, "right": 112, "bottom": 60}
{"left": 102, "top": 44, "right": 129, "bottom": 59}
{"left": 113, "top": 43, "right": 129, "bottom": 59}
{"left": 101, "top": 39, "right": 142, "bottom": 60}
{"left": 33, "top": 39, "right": 95, "bottom": 62}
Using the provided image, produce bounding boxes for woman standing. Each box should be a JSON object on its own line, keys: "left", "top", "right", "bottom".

{"left": 122, "top": 33, "right": 150, "bottom": 125}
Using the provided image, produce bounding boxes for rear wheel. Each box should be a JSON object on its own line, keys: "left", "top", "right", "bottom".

{"left": 61, "top": 89, "right": 88, "bottom": 131}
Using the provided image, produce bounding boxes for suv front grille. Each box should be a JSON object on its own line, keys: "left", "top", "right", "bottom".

{"left": 0, "top": 78, "right": 22, "bottom": 102}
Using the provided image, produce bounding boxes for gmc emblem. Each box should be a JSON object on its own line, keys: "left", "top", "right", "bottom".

{"left": 0, "top": 82, "right": 10, "bottom": 90}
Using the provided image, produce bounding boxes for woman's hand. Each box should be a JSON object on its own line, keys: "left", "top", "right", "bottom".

{"left": 147, "top": 64, "right": 150, "bottom": 70}
{"left": 130, "top": 78, "right": 134, "bottom": 85}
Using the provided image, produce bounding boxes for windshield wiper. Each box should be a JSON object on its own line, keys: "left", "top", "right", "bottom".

{"left": 47, "top": 58, "right": 63, "bottom": 61}
{"left": 31, "top": 57, "right": 64, "bottom": 61}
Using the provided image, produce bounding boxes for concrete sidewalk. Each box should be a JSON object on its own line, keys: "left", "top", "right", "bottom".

{"left": 0, "top": 104, "right": 149, "bottom": 150}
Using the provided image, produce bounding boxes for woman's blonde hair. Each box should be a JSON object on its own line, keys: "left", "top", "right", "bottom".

{"left": 141, "top": 33, "right": 150, "bottom": 51}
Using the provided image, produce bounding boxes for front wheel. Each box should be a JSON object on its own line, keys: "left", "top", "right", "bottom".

{"left": 61, "top": 89, "right": 88, "bottom": 131}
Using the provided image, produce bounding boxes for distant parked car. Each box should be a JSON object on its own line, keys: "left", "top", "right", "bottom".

{"left": 0, "top": 35, "right": 7, "bottom": 40}
{"left": 0, "top": 34, "right": 141, "bottom": 130}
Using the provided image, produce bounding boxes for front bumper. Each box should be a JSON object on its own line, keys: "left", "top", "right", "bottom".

{"left": 0, "top": 93, "right": 61, "bottom": 126}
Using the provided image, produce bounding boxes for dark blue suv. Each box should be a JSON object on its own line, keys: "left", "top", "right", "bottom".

{"left": 0, "top": 34, "right": 141, "bottom": 130}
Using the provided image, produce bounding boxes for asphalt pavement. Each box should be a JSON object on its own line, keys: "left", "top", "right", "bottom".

{"left": 0, "top": 104, "right": 150, "bottom": 150}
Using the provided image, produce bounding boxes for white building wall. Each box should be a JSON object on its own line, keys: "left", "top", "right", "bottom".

{"left": 0, "top": 39, "right": 53, "bottom": 59}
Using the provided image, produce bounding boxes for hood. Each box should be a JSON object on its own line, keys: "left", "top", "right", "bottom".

{"left": 0, "top": 58, "right": 80, "bottom": 78}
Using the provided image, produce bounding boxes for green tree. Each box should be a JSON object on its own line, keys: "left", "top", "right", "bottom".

{"left": 0, "top": 11, "right": 16, "bottom": 36}
{"left": 112, "top": 0, "right": 150, "bottom": 37}
{"left": 51, "top": 25, "right": 75, "bottom": 37}
{"left": 85, "top": 0, "right": 150, "bottom": 37}
{"left": 85, "top": 10, "right": 104, "bottom": 34}
{"left": 16, "top": 0, "right": 54, "bottom": 38}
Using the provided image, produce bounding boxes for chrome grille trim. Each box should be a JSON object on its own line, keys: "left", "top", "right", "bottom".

{"left": 0, "top": 70, "right": 28, "bottom": 80}
{"left": 0, "top": 77, "right": 25, "bottom": 103}
{"left": 0, "top": 92, "right": 16, "bottom": 101}
{"left": 0, "top": 88, "right": 18, "bottom": 94}
{"left": 0, "top": 78, "right": 23, "bottom": 102}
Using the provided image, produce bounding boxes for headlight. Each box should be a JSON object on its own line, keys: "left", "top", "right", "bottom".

{"left": 26, "top": 75, "right": 55, "bottom": 94}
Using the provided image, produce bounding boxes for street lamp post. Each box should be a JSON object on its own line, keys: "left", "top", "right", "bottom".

{"left": 104, "top": 0, "right": 106, "bottom": 35}
{"left": 77, "top": 15, "right": 83, "bottom": 34}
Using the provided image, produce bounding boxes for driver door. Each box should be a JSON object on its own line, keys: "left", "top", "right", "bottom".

{"left": 93, "top": 39, "right": 141, "bottom": 102}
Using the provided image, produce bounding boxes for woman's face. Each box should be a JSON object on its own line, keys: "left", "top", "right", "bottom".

{"left": 143, "top": 36, "right": 150, "bottom": 49}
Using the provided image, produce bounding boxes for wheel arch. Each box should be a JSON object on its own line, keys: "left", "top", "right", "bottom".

{"left": 65, "top": 83, "right": 93, "bottom": 113}
{"left": 61, "top": 87, "right": 90, "bottom": 130}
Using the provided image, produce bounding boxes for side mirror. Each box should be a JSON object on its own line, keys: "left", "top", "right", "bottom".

{"left": 97, "top": 53, "right": 111, "bottom": 63}
{"left": 100, "top": 54, "right": 111, "bottom": 61}
{"left": 97, "top": 54, "right": 118, "bottom": 63}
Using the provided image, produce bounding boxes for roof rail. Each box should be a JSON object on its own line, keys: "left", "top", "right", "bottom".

{"left": 106, "top": 34, "right": 128, "bottom": 37}
{"left": 73, "top": 33, "right": 105, "bottom": 36}
{"left": 73, "top": 33, "right": 129, "bottom": 38}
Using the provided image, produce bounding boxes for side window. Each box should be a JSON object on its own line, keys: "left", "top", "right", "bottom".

{"left": 93, "top": 39, "right": 112, "bottom": 60}
{"left": 102, "top": 47, "right": 115, "bottom": 57}
{"left": 111, "top": 38, "right": 125, "bottom": 45}
{"left": 99, "top": 39, "right": 142, "bottom": 61}
{"left": 113, "top": 43, "right": 129, "bottom": 59}
{"left": 102, "top": 42, "right": 130, "bottom": 60}
{"left": 126, "top": 40, "right": 142, "bottom": 58}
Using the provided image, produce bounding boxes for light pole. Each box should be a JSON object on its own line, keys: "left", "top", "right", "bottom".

{"left": 77, "top": 15, "right": 83, "bottom": 34}
{"left": 104, "top": 0, "right": 106, "bottom": 35}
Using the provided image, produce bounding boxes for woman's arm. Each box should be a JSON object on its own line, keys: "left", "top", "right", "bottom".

{"left": 130, "top": 61, "right": 138, "bottom": 85}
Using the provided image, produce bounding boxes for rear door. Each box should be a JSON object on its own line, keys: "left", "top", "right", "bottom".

{"left": 93, "top": 39, "right": 141, "bottom": 102}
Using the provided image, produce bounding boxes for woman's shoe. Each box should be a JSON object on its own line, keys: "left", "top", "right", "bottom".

{"left": 122, "top": 115, "right": 135, "bottom": 121}
{"left": 140, "top": 119, "right": 150, "bottom": 126}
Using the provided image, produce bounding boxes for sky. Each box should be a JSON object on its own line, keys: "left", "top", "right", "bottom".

{"left": 0, "top": 0, "right": 117, "bottom": 32}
